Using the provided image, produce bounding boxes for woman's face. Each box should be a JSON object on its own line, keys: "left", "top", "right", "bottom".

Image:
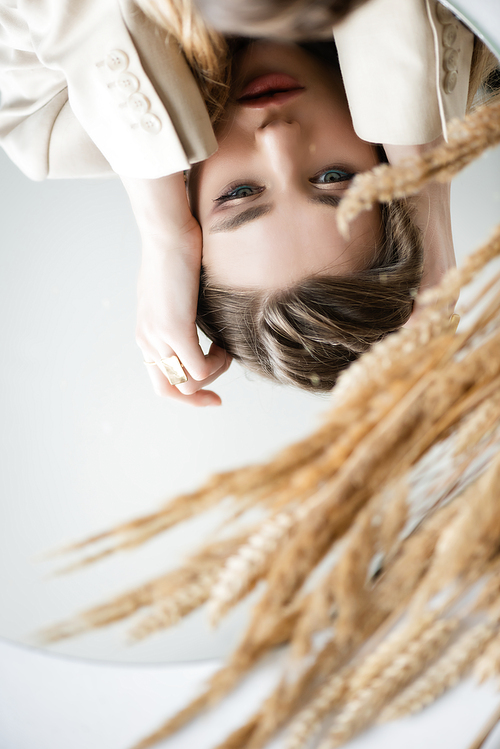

{"left": 192, "top": 42, "right": 382, "bottom": 289}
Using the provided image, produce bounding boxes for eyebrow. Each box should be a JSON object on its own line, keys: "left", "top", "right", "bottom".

{"left": 208, "top": 193, "right": 342, "bottom": 234}
{"left": 209, "top": 204, "right": 273, "bottom": 234}
{"left": 309, "top": 194, "right": 342, "bottom": 208}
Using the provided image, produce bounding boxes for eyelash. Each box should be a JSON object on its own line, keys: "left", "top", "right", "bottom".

{"left": 310, "top": 168, "right": 355, "bottom": 185}
{"left": 214, "top": 184, "right": 264, "bottom": 203}
{"left": 214, "top": 168, "right": 355, "bottom": 203}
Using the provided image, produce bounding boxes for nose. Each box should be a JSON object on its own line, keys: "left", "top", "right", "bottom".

{"left": 255, "top": 119, "right": 303, "bottom": 187}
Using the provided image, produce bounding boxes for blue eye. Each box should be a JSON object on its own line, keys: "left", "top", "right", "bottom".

{"left": 231, "top": 185, "right": 255, "bottom": 197}
{"left": 215, "top": 184, "right": 262, "bottom": 202}
{"left": 314, "top": 168, "right": 353, "bottom": 184}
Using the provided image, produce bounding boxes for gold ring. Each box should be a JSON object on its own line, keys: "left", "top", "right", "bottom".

{"left": 158, "top": 355, "right": 188, "bottom": 385}
{"left": 449, "top": 313, "right": 460, "bottom": 333}
{"left": 143, "top": 360, "right": 156, "bottom": 366}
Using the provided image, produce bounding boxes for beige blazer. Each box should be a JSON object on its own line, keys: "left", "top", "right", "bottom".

{"left": 0, "top": 0, "right": 216, "bottom": 179}
{"left": 0, "top": 0, "right": 473, "bottom": 181}
{"left": 334, "top": 0, "right": 474, "bottom": 145}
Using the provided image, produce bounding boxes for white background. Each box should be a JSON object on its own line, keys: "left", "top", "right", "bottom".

{"left": 1, "top": 21, "right": 500, "bottom": 748}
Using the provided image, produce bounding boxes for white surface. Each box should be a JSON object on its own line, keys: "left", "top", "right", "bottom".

{"left": 1, "top": 636, "right": 500, "bottom": 749}
{"left": 444, "top": 0, "right": 500, "bottom": 57}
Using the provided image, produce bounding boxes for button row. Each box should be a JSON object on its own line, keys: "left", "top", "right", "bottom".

{"left": 105, "top": 49, "right": 162, "bottom": 134}
{"left": 436, "top": 2, "right": 460, "bottom": 94}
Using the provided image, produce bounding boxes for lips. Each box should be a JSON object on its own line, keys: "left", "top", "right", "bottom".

{"left": 238, "top": 73, "right": 304, "bottom": 108}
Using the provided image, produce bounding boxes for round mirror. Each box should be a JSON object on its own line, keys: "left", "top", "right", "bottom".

{"left": 0, "top": 144, "right": 331, "bottom": 662}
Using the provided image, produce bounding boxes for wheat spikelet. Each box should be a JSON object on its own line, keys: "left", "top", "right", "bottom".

{"left": 128, "top": 570, "right": 218, "bottom": 641}
{"left": 285, "top": 668, "right": 352, "bottom": 749}
{"left": 348, "top": 612, "right": 439, "bottom": 695}
{"left": 285, "top": 613, "right": 446, "bottom": 749}
{"left": 331, "top": 221, "right": 500, "bottom": 413}
{"left": 217, "top": 585, "right": 409, "bottom": 749}
{"left": 281, "top": 508, "right": 460, "bottom": 749}
{"left": 212, "top": 722, "right": 259, "bottom": 749}
{"left": 239, "top": 639, "right": 347, "bottom": 749}
{"left": 474, "top": 632, "right": 500, "bottom": 683}
{"left": 208, "top": 508, "right": 300, "bottom": 625}
{"left": 298, "top": 332, "right": 500, "bottom": 590}
{"left": 269, "top": 504, "right": 464, "bottom": 749}
{"left": 37, "top": 534, "right": 249, "bottom": 644}
{"left": 453, "top": 389, "right": 500, "bottom": 455}
{"left": 410, "top": 451, "right": 500, "bottom": 613}
{"left": 46, "top": 473, "right": 242, "bottom": 572}
{"left": 37, "top": 570, "right": 189, "bottom": 644}
{"left": 382, "top": 621, "right": 498, "bottom": 720}
{"left": 337, "top": 101, "right": 500, "bottom": 235}
{"left": 471, "top": 561, "right": 500, "bottom": 614}
{"left": 319, "top": 617, "right": 459, "bottom": 749}
{"left": 46, "top": 420, "right": 340, "bottom": 571}
{"left": 292, "top": 476, "right": 461, "bottom": 669}
{"left": 130, "top": 602, "right": 301, "bottom": 749}
{"left": 331, "top": 309, "right": 453, "bottom": 410}
{"left": 241, "top": 499, "right": 362, "bottom": 656}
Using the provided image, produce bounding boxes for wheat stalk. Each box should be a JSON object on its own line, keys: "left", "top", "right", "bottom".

{"left": 337, "top": 101, "right": 500, "bottom": 235}
{"left": 319, "top": 617, "right": 459, "bottom": 748}
{"left": 382, "top": 620, "right": 499, "bottom": 721}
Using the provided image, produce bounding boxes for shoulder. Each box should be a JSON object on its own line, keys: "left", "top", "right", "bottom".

{"left": 0, "top": 0, "right": 216, "bottom": 179}
{"left": 333, "top": 0, "right": 474, "bottom": 145}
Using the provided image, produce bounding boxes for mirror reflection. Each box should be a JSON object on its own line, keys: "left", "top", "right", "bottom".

{"left": 0, "top": 0, "right": 499, "bottom": 665}
{"left": 0, "top": 144, "right": 328, "bottom": 661}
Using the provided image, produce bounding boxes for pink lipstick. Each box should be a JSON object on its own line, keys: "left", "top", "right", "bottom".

{"left": 238, "top": 73, "right": 304, "bottom": 108}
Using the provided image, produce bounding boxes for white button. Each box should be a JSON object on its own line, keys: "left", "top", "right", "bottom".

{"left": 128, "top": 93, "right": 150, "bottom": 115}
{"left": 436, "top": 3, "right": 454, "bottom": 23}
{"left": 444, "top": 70, "right": 458, "bottom": 93}
{"left": 442, "top": 24, "right": 458, "bottom": 47}
{"left": 116, "top": 72, "right": 140, "bottom": 95}
{"left": 106, "top": 49, "right": 129, "bottom": 73}
{"left": 443, "top": 47, "right": 458, "bottom": 72}
{"left": 140, "top": 113, "right": 162, "bottom": 134}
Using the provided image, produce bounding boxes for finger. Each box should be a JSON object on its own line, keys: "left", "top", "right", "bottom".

{"left": 175, "top": 345, "right": 231, "bottom": 396}
{"left": 141, "top": 342, "right": 223, "bottom": 404}
{"left": 167, "top": 330, "right": 226, "bottom": 382}
{"left": 143, "top": 360, "right": 221, "bottom": 406}
{"left": 141, "top": 331, "right": 228, "bottom": 402}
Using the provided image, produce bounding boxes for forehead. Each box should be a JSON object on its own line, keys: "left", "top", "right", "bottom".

{"left": 202, "top": 200, "right": 382, "bottom": 289}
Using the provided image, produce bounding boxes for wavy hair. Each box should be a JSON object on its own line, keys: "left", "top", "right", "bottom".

{"left": 197, "top": 200, "right": 423, "bottom": 391}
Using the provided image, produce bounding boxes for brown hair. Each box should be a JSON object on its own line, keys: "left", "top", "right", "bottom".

{"left": 197, "top": 200, "right": 423, "bottom": 391}
{"left": 135, "top": 0, "right": 231, "bottom": 122}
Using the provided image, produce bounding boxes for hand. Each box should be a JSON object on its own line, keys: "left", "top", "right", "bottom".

{"left": 383, "top": 140, "right": 456, "bottom": 326}
{"left": 122, "top": 173, "right": 231, "bottom": 405}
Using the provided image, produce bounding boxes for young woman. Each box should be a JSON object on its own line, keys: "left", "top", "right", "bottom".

{"left": 191, "top": 38, "right": 436, "bottom": 391}
{"left": 0, "top": 0, "right": 486, "bottom": 400}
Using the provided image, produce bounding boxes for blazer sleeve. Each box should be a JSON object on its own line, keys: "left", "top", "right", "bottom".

{"left": 333, "top": 0, "right": 474, "bottom": 145}
{"left": 0, "top": 0, "right": 217, "bottom": 180}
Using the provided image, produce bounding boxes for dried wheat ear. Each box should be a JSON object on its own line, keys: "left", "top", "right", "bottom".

{"left": 37, "top": 102, "right": 500, "bottom": 749}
